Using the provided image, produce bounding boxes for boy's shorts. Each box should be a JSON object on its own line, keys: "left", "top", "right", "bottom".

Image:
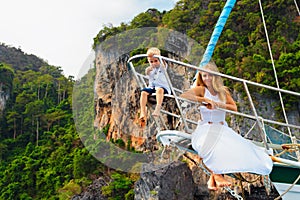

{"left": 141, "top": 87, "right": 168, "bottom": 95}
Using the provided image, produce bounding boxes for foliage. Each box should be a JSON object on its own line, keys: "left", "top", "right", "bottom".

{"left": 129, "top": 9, "right": 163, "bottom": 28}
{"left": 57, "top": 180, "right": 82, "bottom": 200}
{"left": 0, "top": 43, "right": 47, "bottom": 71}
{"left": 0, "top": 47, "right": 105, "bottom": 199}
{"left": 0, "top": 47, "right": 135, "bottom": 199}
{"left": 0, "top": 63, "right": 14, "bottom": 94}
{"left": 101, "top": 172, "right": 134, "bottom": 200}
{"left": 92, "top": 0, "right": 300, "bottom": 95}
{"left": 0, "top": 0, "right": 300, "bottom": 199}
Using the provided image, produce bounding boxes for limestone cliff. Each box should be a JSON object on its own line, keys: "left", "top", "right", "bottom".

{"left": 93, "top": 50, "right": 191, "bottom": 151}
{"left": 0, "top": 82, "right": 11, "bottom": 114}
{"left": 0, "top": 82, "right": 10, "bottom": 113}
{"left": 93, "top": 27, "right": 201, "bottom": 151}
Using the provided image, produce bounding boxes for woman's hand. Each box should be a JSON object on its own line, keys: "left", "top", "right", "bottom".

{"left": 205, "top": 100, "right": 226, "bottom": 110}
{"left": 205, "top": 100, "right": 218, "bottom": 110}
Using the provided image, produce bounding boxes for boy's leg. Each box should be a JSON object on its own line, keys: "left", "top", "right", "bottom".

{"left": 140, "top": 91, "right": 149, "bottom": 119}
{"left": 152, "top": 88, "right": 164, "bottom": 116}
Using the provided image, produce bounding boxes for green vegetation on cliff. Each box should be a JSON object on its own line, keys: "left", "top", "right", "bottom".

{"left": 0, "top": 0, "right": 299, "bottom": 199}
{"left": 94, "top": 0, "right": 300, "bottom": 92}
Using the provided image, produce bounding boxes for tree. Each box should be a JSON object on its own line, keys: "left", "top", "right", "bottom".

{"left": 0, "top": 63, "right": 14, "bottom": 94}
{"left": 23, "top": 100, "right": 44, "bottom": 145}
{"left": 129, "top": 9, "right": 162, "bottom": 28}
{"left": 36, "top": 74, "right": 53, "bottom": 100}
{"left": 6, "top": 111, "right": 19, "bottom": 139}
{"left": 42, "top": 109, "right": 66, "bottom": 131}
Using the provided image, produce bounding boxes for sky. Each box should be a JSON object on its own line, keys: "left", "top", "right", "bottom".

{"left": 0, "top": 0, "right": 178, "bottom": 79}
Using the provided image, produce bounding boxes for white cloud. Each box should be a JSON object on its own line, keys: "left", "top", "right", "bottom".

{"left": 0, "top": 0, "right": 178, "bottom": 79}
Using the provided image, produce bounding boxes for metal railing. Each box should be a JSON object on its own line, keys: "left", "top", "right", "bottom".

{"left": 127, "top": 54, "right": 300, "bottom": 133}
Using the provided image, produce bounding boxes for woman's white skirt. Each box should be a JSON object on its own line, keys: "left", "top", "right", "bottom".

{"left": 191, "top": 123, "right": 273, "bottom": 175}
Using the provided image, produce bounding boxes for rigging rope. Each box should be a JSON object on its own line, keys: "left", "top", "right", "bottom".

{"left": 233, "top": 173, "right": 261, "bottom": 184}
{"left": 274, "top": 173, "right": 300, "bottom": 200}
{"left": 258, "top": 0, "right": 293, "bottom": 141}
{"left": 294, "top": 0, "right": 300, "bottom": 16}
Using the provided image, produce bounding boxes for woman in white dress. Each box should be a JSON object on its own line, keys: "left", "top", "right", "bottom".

{"left": 180, "top": 62, "right": 273, "bottom": 190}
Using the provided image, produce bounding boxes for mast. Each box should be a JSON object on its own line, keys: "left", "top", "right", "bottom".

{"left": 198, "top": 0, "right": 237, "bottom": 68}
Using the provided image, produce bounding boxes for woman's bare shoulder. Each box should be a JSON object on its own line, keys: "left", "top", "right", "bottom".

{"left": 193, "top": 85, "right": 205, "bottom": 96}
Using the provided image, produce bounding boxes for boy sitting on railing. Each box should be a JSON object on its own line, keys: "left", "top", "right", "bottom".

{"left": 139, "top": 47, "right": 171, "bottom": 127}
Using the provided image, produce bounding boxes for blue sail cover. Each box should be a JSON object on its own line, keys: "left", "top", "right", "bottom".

{"left": 265, "top": 125, "right": 299, "bottom": 161}
{"left": 199, "top": 0, "right": 237, "bottom": 68}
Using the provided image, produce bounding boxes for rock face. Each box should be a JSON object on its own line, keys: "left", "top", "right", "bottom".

{"left": 93, "top": 27, "right": 204, "bottom": 148}
{"left": 134, "top": 161, "right": 195, "bottom": 200}
{"left": 71, "top": 177, "right": 109, "bottom": 200}
{"left": 0, "top": 83, "right": 10, "bottom": 113}
{"left": 134, "top": 160, "right": 282, "bottom": 200}
{"left": 93, "top": 48, "right": 192, "bottom": 152}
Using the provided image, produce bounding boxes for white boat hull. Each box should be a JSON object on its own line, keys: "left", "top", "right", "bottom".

{"left": 272, "top": 182, "right": 300, "bottom": 200}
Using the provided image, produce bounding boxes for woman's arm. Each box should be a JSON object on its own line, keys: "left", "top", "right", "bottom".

{"left": 181, "top": 86, "right": 237, "bottom": 111}
{"left": 216, "top": 92, "right": 237, "bottom": 111}
{"left": 180, "top": 86, "right": 208, "bottom": 104}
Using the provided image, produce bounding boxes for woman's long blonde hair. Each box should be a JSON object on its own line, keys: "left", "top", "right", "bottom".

{"left": 195, "top": 62, "right": 229, "bottom": 102}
